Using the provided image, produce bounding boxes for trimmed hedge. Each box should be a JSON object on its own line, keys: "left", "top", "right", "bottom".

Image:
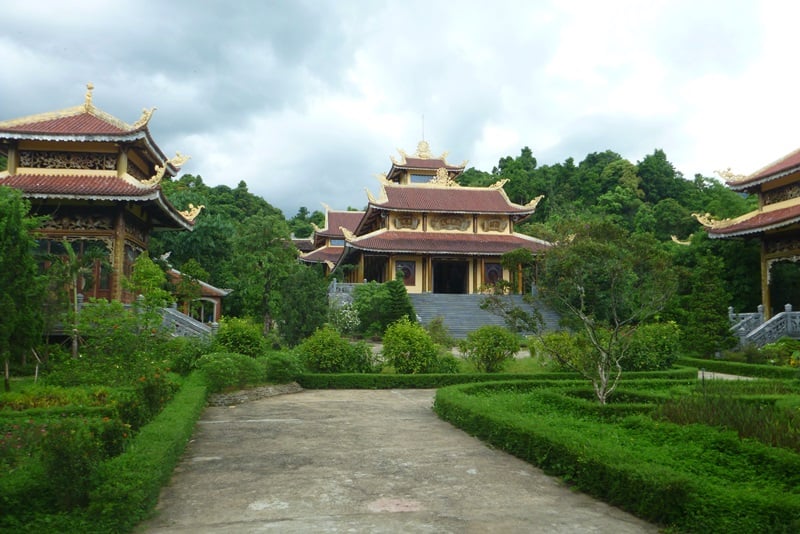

{"left": 86, "top": 371, "right": 208, "bottom": 532}
{"left": 434, "top": 381, "right": 800, "bottom": 532}
{"left": 297, "top": 366, "right": 697, "bottom": 390}
{"left": 678, "top": 356, "right": 800, "bottom": 379}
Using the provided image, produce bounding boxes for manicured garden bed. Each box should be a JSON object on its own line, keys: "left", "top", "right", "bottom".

{"left": 433, "top": 379, "right": 800, "bottom": 533}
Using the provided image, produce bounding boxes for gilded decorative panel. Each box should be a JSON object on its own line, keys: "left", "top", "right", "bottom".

{"left": 430, "top": 215, "right": 470, "bottom": 231}
{"left": 40, "top": 214, "right": 113, "bottom": 231}
{"left": 481, "top": 217, "right": 508, "bottom": 232}
{"left": 393, "top": 214, "right": 421, "bottom": 230}
{"left": 765, "top": 236, "right": 800, "bottom": 255}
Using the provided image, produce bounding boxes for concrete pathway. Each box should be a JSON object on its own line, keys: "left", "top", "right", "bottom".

{"left": 141, "top": 389, "right": 658, "bottom": 533}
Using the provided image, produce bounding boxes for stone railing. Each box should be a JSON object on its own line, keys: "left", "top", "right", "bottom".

{"left": 72, "top": 294, "right": 215, "bottom": 339}
{"left": 328, "top": 280, "right": 360, "bottom": 306}
{"left": 729, "top": 305, "right": 764, "bottom": 342}
{"left": 741, "top": 304, "right": 800, "bottom": 347}
{"left": 161, "top": 304, "right": 216, "bottom": 338}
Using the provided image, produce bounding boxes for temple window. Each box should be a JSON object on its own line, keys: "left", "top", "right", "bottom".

{"left": 330, "top": 238, "right": 345, "bottom": 246}
{"left": 410, "top": 174, "right": 432, "bottom": 184}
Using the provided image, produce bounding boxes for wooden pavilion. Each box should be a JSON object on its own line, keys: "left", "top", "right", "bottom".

{"left": 0, "top": 84, "right": 198, "bottom": 303}
{"left": 697, "top": 148, "right": 800, "bottom": 318}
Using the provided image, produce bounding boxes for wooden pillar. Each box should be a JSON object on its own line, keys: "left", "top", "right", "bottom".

{"left": 761, "top": 242, "right": 771, "bottom": 319}
{"left": 112, "top": 209, "right": 126, "bottom": 301}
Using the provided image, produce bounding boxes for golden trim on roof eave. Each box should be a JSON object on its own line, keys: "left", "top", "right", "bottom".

{"left": 694, "top": 196, "right": 800, "bottom": 231}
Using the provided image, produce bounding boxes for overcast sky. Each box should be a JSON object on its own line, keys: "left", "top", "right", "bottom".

{"left": 1, "top": 0, "right": 796, "bottom": 216}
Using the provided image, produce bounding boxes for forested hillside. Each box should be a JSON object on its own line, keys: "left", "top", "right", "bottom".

{"left": 152, "top": 146, "right": 798, "bottom": 353}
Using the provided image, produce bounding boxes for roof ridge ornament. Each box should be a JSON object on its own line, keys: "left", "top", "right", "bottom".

{"left": 430, "top": 167, "right": 459, "bottom": 187}
{"left": 132, "top": 107, "right": 157, "bottom": 129}
{"left": 143, "top": 152, "right": 191, "bottom": 186}
{"left": 84, "top": 82, "right": 94, "bottom": 111}
{"left": 490, "top": 179, "right": 509, "bottom": 189}
{"left": 693, "top": 212, "right": 734, "bottom": 229}
{"left": 526, "top": 194, "right": 544, "bottom": 209}
{"left": 671, "top": 235, "right": 692, "bottom": 246}
{"left": 178, "top": 203, "right": 204, "bottom": 221}
{"left": 340, "top": 226, "right": 356, "bottom": 242}
{"left": 415, "top": 140, "right": 432, "bottom": 159}
{"left": 716, "top": 167, "right": 747, "bottom": 183}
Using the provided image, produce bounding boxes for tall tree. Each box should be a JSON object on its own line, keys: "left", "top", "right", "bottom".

{"left": 537, "top": 221, "right": 678, "bottom": 404}
{"left": 0, "top": 187, "right": 45, "bottom": 390}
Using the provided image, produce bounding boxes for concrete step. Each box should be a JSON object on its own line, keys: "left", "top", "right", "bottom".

{"left": 409, "top": 293, "right": 559, "bottom": 339}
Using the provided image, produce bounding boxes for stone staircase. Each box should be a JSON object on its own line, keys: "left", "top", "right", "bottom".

{"left": 409, "top": 293, "right": 560, "bottom": 339}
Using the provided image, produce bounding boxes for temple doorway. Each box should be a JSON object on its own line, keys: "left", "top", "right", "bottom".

{"left": 363, "top": 255, "right": 388, "bottom": 283}
{"left": 433, "top": 260, "right": 468, "bottom": 294}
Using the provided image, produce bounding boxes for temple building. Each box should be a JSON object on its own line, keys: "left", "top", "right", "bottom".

{"left": 696, "top": 149, "right": 800, "bottom": 318}
{"left": 299, "top": 207, "right": 364, "bottom": 274}
{"left": 321, "top": 141, "right": 550, "bottom": 293}
{"left": 0, "top": 84, "right": 199, "bottom": 303}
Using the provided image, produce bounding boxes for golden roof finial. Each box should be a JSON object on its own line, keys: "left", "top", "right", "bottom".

{"left": 671, "top": 235, "right": 692, "bottom": 246}
{"left": 178, "top": 204, "right": 205, "bottom": 222}
{"left": 340, "top": 227, "right": 356, "bottom": 242}
{"left": 416, "top": 140, "right": 432, "bottom": 159}
{"left": 142, "top": 152, "right": 191, "bottom": 186}
{"left": 84, "top": 82, "right": 95, "bottom": 111}
{"left": 490, "top": 179, "right": 509, "bottom": 189}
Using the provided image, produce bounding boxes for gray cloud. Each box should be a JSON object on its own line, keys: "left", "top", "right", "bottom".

{"left": 0, "top": 1, "right": 788, "bottom": 215}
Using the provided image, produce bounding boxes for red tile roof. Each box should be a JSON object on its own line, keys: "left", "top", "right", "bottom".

{"left": 347, "top": 231, "right": 549, "bottom": 255}
{"left": 167, "top": 269, "right": 232, "bottom": 297}
{"left": 317, "top": 210, "right": 364, "bottom": 237}
{"left": 0, "top": 173, "right": 156, "bottom": 198}
{"left": 376, "top": 185, "right": 535, "bottom": 215}
{"left": 707, "top": 201, "right": 800, "bottom": 237}
{"left": 396, "top": 157, "right": 464, "bottom": 171}
{"left": 728, "top": 146, "right": 800, "bottom": 190}
{"left": 0, "top": 111, "right": 128, "bottom": 136}
{"left": 292, "top": 237, "right": 315, "bottom": 252}
{"left": 301, "top": 246, "right": 344, "bottom": 264}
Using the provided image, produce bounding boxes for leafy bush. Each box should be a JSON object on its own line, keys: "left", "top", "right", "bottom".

{"left": 264, "top": 351, "right": 303, "bottom": 383}
{"left": 167, "top": 335, "right": 212, "bottom": 375}
{"left": 352, "top": 279, "right": 416, "bottom": 336}
{"left": 77, "top": 299, "right": 167, "bottom": 361}
{"left": 460, "top": 325, "right": 520, "bottom": 373}
{"left": 424, "top": 316, "right": 456, "bottom": 348}
{"left": 382, "top": 318, "right": 439, "bottom": 374}
{"left": 760, "top": 337, "right": 800, "bottom": 366}
{"left": 195, "top": 352, "right": 265, "bottom": 393}
{"left": 212, "top": 317, "right": 267, "bottom": 358}
{"left": 431, "top": 352, "right": 461, "bottom": 374}
{"left": 328, "top": 303, "right": 360, "bottom": 335}
{"left": 623, "top": 321, "right": 681, "bottom": 371}
{"left": 295, "top": 325, "right": 374, "bottom": 373}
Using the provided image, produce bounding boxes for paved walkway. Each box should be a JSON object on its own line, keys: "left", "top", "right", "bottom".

{"left": 141, "top": 390, "right": 658, "bottom": 533}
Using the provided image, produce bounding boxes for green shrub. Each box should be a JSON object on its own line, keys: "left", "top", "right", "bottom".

{"left": 328, "top": 303, "right": 360, "bottom": 335}
{"left": 195, "top": 352, "right": 265, "bottom": 393}
{"left": 382, "top": 318, "right": 439, "bottom": 374}
{"left": 39, "top": 416, "right": 128, "bottom": 510}
{"left": 89, "top": 372, "right": 208, "bottom": 532}
{"left": 760, "top": 337, "right": 800, "bottom": 366}
{"left": 212, "top": 317, "right": 267, "bottom": 358}
{"left": 352, "top": 279, "right": 416, "bottom": 336}
{"left": 77, "top": 299, "right": 167, "bottom": 361}
{"left": 425, "top": 316, "right": 456, "bottom": 348}
{"left": 623, "top": 321, "right": 681, "bottom": 371}
{"left": 264, "top": 351, "right": 303, "bottom": 383}
{"left": 431, "top": 352, "right": 461, "bottom": 374}
{"left": 166, "top": 336, "right": 212, "bottom": 375}
{"left": 460, "top": 325, "right": 520, "bottom": 373}
{"left": 296, "top": 325, "right": 374, "bottom": 373}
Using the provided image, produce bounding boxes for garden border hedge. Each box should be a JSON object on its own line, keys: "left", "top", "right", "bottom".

{"left": 678, "top": 356, "right": 799, "bottom": 379}
{"left": 433, "top": 380, "right": 800, "bottom": 532}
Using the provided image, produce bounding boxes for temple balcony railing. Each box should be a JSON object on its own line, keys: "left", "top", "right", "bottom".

{"left": 729, "top": 305, "right": 764, "bottom": 342}
{"left": 735, "top": 304, "right": 800, "bottom": 347}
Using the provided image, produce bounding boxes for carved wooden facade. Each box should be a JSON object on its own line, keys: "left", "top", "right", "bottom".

{"left": 0, "top": 85, "right": 196, "bottom": 303}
